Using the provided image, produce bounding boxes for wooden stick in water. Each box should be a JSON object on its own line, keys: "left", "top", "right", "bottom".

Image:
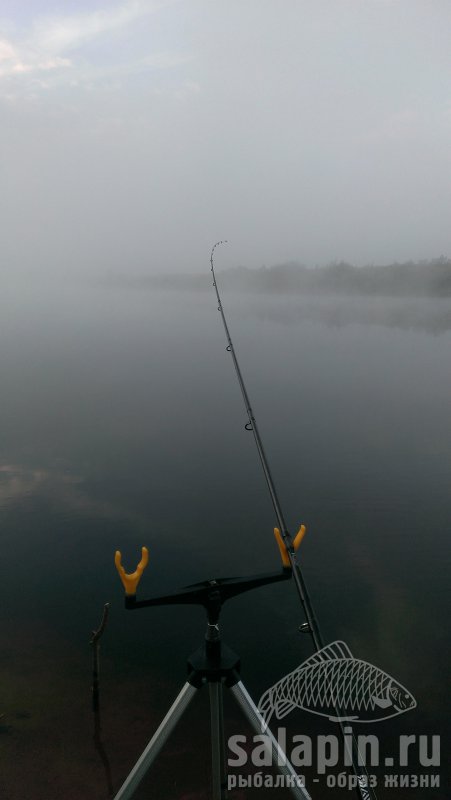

{"left": 90, "top": 602, "right": 110, "bottom": 712}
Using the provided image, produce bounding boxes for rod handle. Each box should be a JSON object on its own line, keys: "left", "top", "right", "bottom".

{"left": 115, "top": 547, "right": 149, "bottom": 595}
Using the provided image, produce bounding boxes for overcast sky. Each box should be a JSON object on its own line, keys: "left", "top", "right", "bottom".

{"left": 1, "top": 0, "right": 450, "bottom": 278}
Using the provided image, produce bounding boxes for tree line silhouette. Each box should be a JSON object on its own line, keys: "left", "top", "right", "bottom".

{"left": 107, "top": 256, "right": 451, "bottom": 298}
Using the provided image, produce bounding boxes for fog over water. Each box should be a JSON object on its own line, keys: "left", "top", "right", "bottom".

{"left": 0, "top": 282, "right": 450, "bottom": 798}
{"left": 1, "top": 1, "right": 451, "bottom": 797}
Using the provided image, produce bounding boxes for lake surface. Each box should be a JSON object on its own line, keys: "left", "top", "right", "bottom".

{"left": 0, "top": 282, "right": 449, "bottom": 799}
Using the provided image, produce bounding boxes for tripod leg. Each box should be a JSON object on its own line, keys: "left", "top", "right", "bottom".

{"left": 217, "top": 682, "right": 227, "bottom": 794}
{"left": 230, "top": 681, "right": 312, "bottom": 800}
{"left": 113, "top": 682, "right": 198, "bottom": 800}
{"left": 209, "top": 682, "right": 227, "bottom": 800}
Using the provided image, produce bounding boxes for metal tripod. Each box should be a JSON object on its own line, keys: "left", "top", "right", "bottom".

{"left": 113, "top": 557, "right": 312, "bottom": 800}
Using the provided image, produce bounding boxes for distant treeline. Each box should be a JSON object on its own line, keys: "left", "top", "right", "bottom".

{"left": 107, "top": 256, "right": 451, "bottom": 297}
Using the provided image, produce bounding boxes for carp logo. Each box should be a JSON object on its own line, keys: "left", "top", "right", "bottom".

{"left": 258, "top": 641, "right": 416, "bottom": 725}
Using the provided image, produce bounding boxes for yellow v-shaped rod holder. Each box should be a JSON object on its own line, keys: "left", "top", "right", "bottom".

{"left": 274, "top": 525, "right": 307, "bottom": 569}
{"left": 115, "top": 546, "right": 149, "bottom": 595}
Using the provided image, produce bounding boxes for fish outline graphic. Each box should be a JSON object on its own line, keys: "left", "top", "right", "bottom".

{"left": 258, "top": 641, "right": 416, "bottom": 726}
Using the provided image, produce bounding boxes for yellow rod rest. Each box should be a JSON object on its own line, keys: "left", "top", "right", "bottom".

{"left": 274, "top": 528, "right": 291, "bottom": 569}
{"left": 115, "top": 546, "right": 149, "bottom": 596}
{"left": 274, "top": 525, "right": 307, "bottom": 568}
{"left": 293, "top": 524, "right": 307, "bottom": 551}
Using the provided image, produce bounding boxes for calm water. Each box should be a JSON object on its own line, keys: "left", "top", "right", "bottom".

{"left": 0, "top": 282, "right": 450, "bottom": 799}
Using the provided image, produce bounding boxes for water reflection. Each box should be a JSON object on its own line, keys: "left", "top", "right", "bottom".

{"left": 249, "top": 294, "right": 451, "bottom": 334}
{"left": 0, "top": 463, "right": 144, "bottom": 526}
{"left": 91, "top": 603, "right": 113, "bottom": 798}
{"left": 0, "top": 286, "right": 449, "bottom": 798}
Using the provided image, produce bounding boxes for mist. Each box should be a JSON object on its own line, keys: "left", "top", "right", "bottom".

{"left": 1, "top": 4, "right": 451, "bottom": 798}
{"left": 1, "top": 0, "right": 451, "bottom": 282}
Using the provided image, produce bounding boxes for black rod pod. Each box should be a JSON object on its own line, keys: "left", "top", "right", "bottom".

{"left": 123, "top": 566, "right": 291, "bottom": 689}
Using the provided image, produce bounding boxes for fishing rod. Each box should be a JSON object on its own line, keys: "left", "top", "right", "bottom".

{"left": 211, "top": 241, "right": 322, "bottom": 651}
{"left": 210, "top": 242, "right": 379, "bottom": 800}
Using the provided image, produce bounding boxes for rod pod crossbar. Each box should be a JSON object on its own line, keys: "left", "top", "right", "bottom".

{"left": 113, "top": 551, "right": 311, "bottom": 800}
